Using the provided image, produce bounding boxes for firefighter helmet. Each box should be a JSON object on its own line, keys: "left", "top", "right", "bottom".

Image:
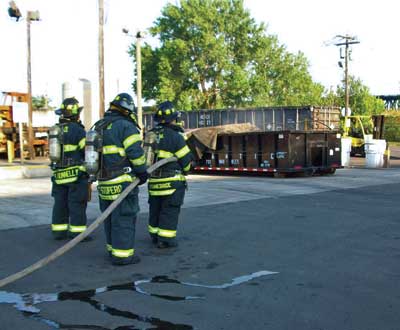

{"left": 55, "top": 97, "right": 83, "bottom": 118}
{"left": 110, "top": 93, "right": 135, "bottom": 113}
{"left": 154, "top": 101, "right": 180, "bottom": 124}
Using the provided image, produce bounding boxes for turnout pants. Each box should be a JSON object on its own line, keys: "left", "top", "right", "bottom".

{"left": 99, "top": 185, "right": 139, "bottom": 264}
{"left": 51, "top": 175, "right": 88, "bottom": 239}
{"left": 148, "top": 185, "right": 185, "bottom": 244}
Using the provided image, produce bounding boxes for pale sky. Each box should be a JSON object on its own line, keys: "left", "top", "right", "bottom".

{"left": 1, "top": 0, "right": 399, "bottom": 114}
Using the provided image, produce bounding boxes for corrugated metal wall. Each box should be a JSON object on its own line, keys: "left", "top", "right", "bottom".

{"left": 143, "top": 106, "right": 340, "bottom": 132}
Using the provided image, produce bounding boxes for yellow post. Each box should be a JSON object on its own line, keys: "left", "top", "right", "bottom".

{"left": 383, "top": 147, "right": 391, "bottom": 168}
{"left": 7, "top": 140, "right": 15, "bottom": 163}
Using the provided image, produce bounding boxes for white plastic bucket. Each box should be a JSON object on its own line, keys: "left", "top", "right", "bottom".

{"left": 341, "top": 137, "right": 352, "bottom": 167}
{"left": 365, "top": 139, "right": 386, "bottom": 168}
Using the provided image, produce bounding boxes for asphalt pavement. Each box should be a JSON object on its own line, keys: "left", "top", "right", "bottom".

{"left": 0, "top": 168, "right": 400, "bottom": 330}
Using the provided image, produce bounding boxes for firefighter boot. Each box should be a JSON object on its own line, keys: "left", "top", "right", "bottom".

{"left": 112, "top": 255, "right": 141, "bottom": 266}
{"left": 157, "top": 240, "right": 178, "bottom": 249}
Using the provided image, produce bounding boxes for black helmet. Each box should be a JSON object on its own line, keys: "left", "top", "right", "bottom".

{"left": 110, "top": 93, "right": 135, "bottom": 113}
{"left": 154, "top": 101, "right": 180, "bottom": 124}
{"left": 55, "top": 97, "right": 83, "bottom": 118}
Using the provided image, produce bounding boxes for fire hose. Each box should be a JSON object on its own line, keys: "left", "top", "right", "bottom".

{"left": 0, "top": 157, "right": 177, "bottom": 289}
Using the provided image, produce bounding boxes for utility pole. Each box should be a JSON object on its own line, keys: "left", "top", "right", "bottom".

{"left": 26, "top": 10, "right": 40, "bottom": 159}
{"left": 334, "top": 34, "right": 360, "bottom": 115}
{"left": 26, "top": 12, "right": 34, "bottom": 159}
{"left": 136, "top": 31, "right": 144, "bottom": 132}
{"left": 98, "top": 0, "right": 105, "bottom": 118}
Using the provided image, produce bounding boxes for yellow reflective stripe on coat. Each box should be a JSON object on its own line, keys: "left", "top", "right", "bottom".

{"left": 69, "top": 225, "right": 86, "bottom": 233}
{"left": 78, "top": 137, "right": 86, "bottom": 149}
{"left": 175, "top": 145, "right": 190, "bottom": 159}
{"left": 98, "top": 194, "right": 119, "bottom": 201}
{"left": 180, "top": 132, "right": 188, "bottom": 141}
{"left": 112, "top": 248, "right": 134, "bottom": 258}
{"left": 183, "top": 163, "right": 191, "bottom": 172}
{"left": 148, "top": 225, "right": 159, "bottom": 234}
{"left": 158, "top": 229, "right": 177, "bottom": 238}
{"left": 106, "top": 244, "right": 112, "bottom": 252}
{"left": 157, "top": 150, "right": 174, "bottom": 158}
{"left": 63, "top": 144, "right": 78, "bottom": 152}
{"left": 130, "top": 154, "right": 146, "bottom": 166}
{"left": 55, "top": 177, "right": 78, "bottom": 184}
{"left": 149, "top": 188, "right": 176, "bottom": 196}
{"left": 52, "top": 224, "right": 68, "bottom": 231}
{"left": 103, "top": 145, "right": 126, "bottom": 156}
{"left": 149, "top": 174, "right": 185, "bottom": 183}
{"left": 99, "top": 174, "right": 133, "bottom": 185}
{"left": 123, "top": 134, "right": 141, "bottom": 149}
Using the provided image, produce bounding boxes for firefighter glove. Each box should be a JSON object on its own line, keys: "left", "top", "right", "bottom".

{"left": 137, "top": 171, "right": 149, "bottom": 186}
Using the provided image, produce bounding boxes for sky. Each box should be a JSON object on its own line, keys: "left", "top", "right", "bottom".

{"left": 1, "top": 0, "right": 399, "bottom": 116}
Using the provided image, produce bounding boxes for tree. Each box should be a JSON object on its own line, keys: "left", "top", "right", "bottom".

{"left": 334, "top": 76, "right": 385, "bottom": 116}
{"left": 132, "top": 0, "right": 324, "bottom": 110}
{"left": 32, "top": 95, "right": 51, "bottom": 110}
{"left": 324, "top": 77, "right": 386, "bottom": 136}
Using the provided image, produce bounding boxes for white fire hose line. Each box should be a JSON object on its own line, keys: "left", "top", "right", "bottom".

{"left": 0, "top": 157, "right": 177, "bottom": 289}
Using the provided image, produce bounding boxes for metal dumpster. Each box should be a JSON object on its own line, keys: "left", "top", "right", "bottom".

{"left": 192, "top": 130, "right": 342, "bottom": 176}
{"left": 143, "top": 106, "right": 340, "bottom": 132}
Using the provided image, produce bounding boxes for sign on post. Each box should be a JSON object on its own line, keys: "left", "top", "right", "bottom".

{"left": 12, "top": 102, "right": 29, "bottom": 123}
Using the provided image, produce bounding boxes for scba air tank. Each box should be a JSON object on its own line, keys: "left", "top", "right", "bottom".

{"left": 49, "top": 125, "right": 61, "bottom": 162}
{"left": 84, "top": 129, "right": 99, "bottom": 176}
{"left": 143, "top": 130, "right": 157, "bottom": 167}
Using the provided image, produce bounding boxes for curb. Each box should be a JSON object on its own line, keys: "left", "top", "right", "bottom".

{"left": 0, "top": 165, "right": 52, "bottom": 180}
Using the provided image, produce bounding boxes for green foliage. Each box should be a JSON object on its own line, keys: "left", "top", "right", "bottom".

{"left": 128, "top": 0, "right": 387, "bottom": 116}
{"left": 331, "top": 76, "right": 385, "bottom": 115}
{"left": 132, "top": 0, "right": 324, "bottom": 110}
{"left": 382, "top": 111, "right": 400, "bottom": 142}
{"left": 32, "top": 95, "right": 51, "bottom": 111}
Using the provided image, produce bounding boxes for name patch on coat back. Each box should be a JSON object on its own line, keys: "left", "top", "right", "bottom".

{"left": 54, "top": 168, "right": 79, "bottom": 180}
{"left": 98, "top": 184, "right": 123, "bottom": 196}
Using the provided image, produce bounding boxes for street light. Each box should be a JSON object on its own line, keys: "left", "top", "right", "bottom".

{"left": 26, "top": 10, "right": 40, "bottom": 160}
{"left": 9, "top": 2, "right": 40, "bottom": 159}
{"left": 122, "top": 28, "right": 145, "bottom": 133}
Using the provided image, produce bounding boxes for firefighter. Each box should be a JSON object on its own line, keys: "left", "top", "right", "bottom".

{"left": 95, "top": 93, "right": 148, "bottom": 265}
{"left": 147, "top": 101, "right": 192, "bottom": 249}
{"left": 50, "top": 97, "right": 89, "bottom": 240}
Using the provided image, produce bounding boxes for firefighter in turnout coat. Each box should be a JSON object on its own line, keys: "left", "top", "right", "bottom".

{"left": 95, "top": 93, "right": 148, "bottom": 265}
{"left": 50, "top": 97, "right": 89, "bottom": 240}
{"left": 147, "top": 101, "right": 192, "bottom": 248}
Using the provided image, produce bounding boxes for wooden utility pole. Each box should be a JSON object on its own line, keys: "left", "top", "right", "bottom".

{"left": 26, "top": 12, "right": 34, "bottom": 159}
{"left": 334, "top": 35, "right": 360, "bottom": 115}
{"left": 136, "top": 32, "right": 143, "bottom": 132}
{"left": 98, "top": 0, "right": 105, "bottom": 118}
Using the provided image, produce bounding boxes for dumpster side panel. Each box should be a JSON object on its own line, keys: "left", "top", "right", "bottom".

{"left": 327, "top": 132, "right": 342, "bottom": 167}
{"left": 245, "top": 133, "right": 261, "bottom": 168}
{"left": 288, "top": 133, "right": 307, "bottom": 168}
{"left": 215, "top": 135, "right": 229, "bottom": 167}
{"left": 306, "top": 133, "right": 327, "bottom": 167}
{"left": 230, "top": 135, "right": 244, "bottom": 167}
